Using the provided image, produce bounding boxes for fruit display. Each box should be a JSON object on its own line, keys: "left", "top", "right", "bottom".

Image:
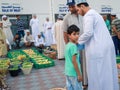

{"left": 22, "top": 62, "right": 33, "bottom": 68}
{"left": 0, "top": 59, "right": 10, "bottom": 79}
{"left": 23, "top": 49, "right": 36, "bottom": 55}
{"left": 35, "top": 59, "right": 52, "bottom": 64}
{"left": 8, "top": 65, "right": 19, "bottom": 71}
{"left": 31, "top": 56, "right": 54, "bottom": 69}
{"left": 17, "top": 55, "right": 26, "bottom": 61}
{"left": 8, "top": 65, "right": 19, "bottom": 77}
{"left": 0, "top": 59, "right": 10, "bottom": 69}
{"left": 7, "top": 48, "right": 55, "bottom": 69}
{"left": 21, "top": 62, "right": 33, "bottom": 75}
{"left": 22, "top": 49, "right": 39, "bottom": 58}
{"left": 0, "top": 59, "right": 10, "bottom": 90}
{"left": 23, "top": 48, "right": 55, "bottom": 69}
{"left": 7, "top": 50, "right": 27, "bottom": 59}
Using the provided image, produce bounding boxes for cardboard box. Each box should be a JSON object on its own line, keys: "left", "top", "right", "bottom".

{"left": 44, "top": 51, "right": 57, "bottom": 59}
{"left": 51, "top": 44, "right": 57, "bottom": 50}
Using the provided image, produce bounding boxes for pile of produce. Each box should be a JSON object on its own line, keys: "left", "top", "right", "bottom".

{"left": 7, "top": 50, "right": 26, "bottom": 59}
{"left": 23, "top": 49, "right": 55, "bottom": 69}
{"left": 0, "top": 59, "right": 10, "bottom": 75}
{"left": 0, "top": 59, "right": 10, "bottom": 89}
{"left": 7, "top": 48, "right": 55, "bottom": 69}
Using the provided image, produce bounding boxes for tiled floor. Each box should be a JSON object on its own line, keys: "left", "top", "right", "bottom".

{"left": 6, "top": 60, "right": 66, "bottom": 90}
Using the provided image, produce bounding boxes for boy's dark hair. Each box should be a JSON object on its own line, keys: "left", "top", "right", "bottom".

{"left": 77, "top": 2, "right": 89, "bottom": 7}
{"left": 67, "top": 25, "right": 80, "bottom": 34}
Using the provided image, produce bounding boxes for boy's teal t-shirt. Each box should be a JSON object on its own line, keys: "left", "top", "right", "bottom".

{"left": 65, "top": 42, "right": 81, "bottom": 76}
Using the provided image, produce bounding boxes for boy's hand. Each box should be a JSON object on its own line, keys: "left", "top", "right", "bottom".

{"left": 77, "top": 75, "right": 83, "bottom": 82}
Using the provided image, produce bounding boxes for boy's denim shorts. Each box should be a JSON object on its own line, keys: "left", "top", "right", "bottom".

{"left": 66, "top": 76, "right": 83, "bottom": 90}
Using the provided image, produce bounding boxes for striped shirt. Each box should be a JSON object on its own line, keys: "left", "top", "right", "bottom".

{"left": 16, "top": 19, "right": 25, "bottom": 31}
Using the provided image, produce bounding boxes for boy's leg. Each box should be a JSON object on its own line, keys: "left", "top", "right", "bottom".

{"left": 70, "top": 77, "right": 83, "bottom": 90}
{"left": 66, "top": 76, "right": 73, "bottom": 90}
{"left": 66, "top": 76, "right": 83, "bottom": 90}
{"left": 18, "top": 30, "right": 24, "bottom": 38}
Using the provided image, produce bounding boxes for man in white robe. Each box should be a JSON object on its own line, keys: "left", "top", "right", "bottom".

{"left": 76, "top": 1, "right": 119, "bottom": 90}
{"left": 30, "top": 14, "right": 40, "bottom": 39}
{"left": 34, "top": 34, "right": 45, "bottom": 48}
{"left": 2, "top": 15, "right": 13, "bottom": 45}
{"left": 53, "top": 14, "right": 65, "bottom": 59}
{"left": 43, "top": 17, "right": 53, "bottom": 46}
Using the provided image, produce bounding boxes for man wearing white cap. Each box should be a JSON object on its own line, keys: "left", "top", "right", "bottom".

{"left": 34, "top": 34, "right": 45, "bottom": 48}
{"left": 63, "top": 0, "right": 83, "bottom": 44}
{"left": 76, "top": 1, "right": 119, "bottom": 90}
{"left": 43, "top": 17, "right": 53, "bottom": 46}
{"left": 2, "top": 15, "right": 13, "bottom": 45}
{"left": 29, "top": 14, "right": 41, "bottom": 39}
{"left": 24, "top": 30, "right": 34, "bottom": 47}
{"left": 53, "top": 14, "right": 65, "bottom": 60}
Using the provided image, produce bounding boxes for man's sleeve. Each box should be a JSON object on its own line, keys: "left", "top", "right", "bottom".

{"left": 78, "top": 15, "right": 94, "bottom": 44}
{"left": 62, "top": 15, "right": 68, "bottom": 32}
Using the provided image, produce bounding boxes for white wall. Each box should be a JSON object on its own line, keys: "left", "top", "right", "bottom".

{"left": 87, "top": 0, "right": 120, "bottom": 14}
{"left": 1, "top": 0, "right": 120, "bottom": 24}
{"left": 0, "top": 0, "right": 52, "bottom": 31}
{"left": 52, "top": 0, "right": 120, "bottom": 18}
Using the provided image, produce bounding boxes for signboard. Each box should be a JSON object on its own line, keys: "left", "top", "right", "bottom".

{"left": 1, "top": 3, "right": 22, "bottom": 13}
{"left": 58, "top": 4, "right": 69, "bottom": 13}
{"left": 101, "top": 5, "right": 112, "bottom": 13}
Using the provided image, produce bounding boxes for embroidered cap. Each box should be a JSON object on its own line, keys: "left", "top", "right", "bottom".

{"left": 75, "top": 0, "right": 87, "bottom": 5}
{"left": 66, "top": 0, "right": 75, "bottom": 6}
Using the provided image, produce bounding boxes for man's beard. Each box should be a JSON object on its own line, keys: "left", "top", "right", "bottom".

{"left": 81, "top": 10, "right": 85, "bottom": 16}
{"left": 71, "top": 10, "right": 77, "bottom": 14}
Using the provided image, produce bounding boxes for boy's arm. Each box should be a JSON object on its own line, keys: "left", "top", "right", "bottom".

{"left": 72, "top": 55, "right": 82, "bottom": 82}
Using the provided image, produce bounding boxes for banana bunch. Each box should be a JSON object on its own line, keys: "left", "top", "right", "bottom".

{"left": 23, "top": 49, "right": 35, "bottom": 55}
{"left": 17, "top": 55, "right": 26, "bottom": 60}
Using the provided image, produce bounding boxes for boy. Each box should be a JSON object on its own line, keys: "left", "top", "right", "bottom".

{"left": 13, "top": 33, "right": 23, "bottom": 48}
{"left": 65, "top": 25, "right": 83, "bottom": 90}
